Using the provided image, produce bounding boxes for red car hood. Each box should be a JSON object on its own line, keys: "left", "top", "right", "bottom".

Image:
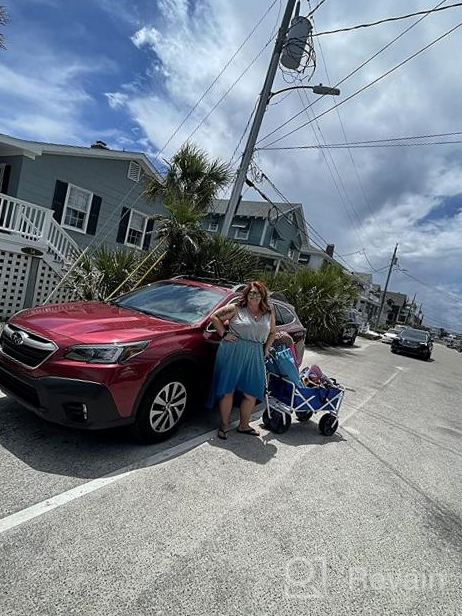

{"left": 10, "top": 302, "right": 191, "bottom": 345}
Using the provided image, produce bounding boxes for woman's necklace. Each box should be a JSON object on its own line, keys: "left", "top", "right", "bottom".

{"left": 247, "top": 306, "right": 261, "bottom": 321}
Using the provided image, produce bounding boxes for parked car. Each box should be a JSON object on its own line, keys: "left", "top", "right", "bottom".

{"left": 391, "top": 328, "right": 433, "bottom": 360}
{"left": 0, "top": 278, "right": 306, "bottom": 442}
{"left": 381, "top": 325, "right": 406, "bottom": 344}
{"left": 339, "top": 310, "right": 361, "bottom": 346}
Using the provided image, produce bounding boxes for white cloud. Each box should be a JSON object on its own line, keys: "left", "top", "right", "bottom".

{"left": 131, "top": 26, "right": 161, "bottom": 48}
{"left": 105, "top": 92, "right": 129, "bottom": 109}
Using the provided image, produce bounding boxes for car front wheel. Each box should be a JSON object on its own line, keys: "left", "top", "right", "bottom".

{"left": 132, "top": 369, "right": 191, "bottom": 443}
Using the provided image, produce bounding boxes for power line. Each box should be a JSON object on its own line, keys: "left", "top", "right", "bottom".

{"left": 260, "top": 139, "right": 462, "bottom": 150}
{"left": 310, "top": 16, "right": 383, "bottom": 245}
{"left": 261, "top": 19, "right": 462, "bottom": 148}
{"left": 250, "top": 164, "right": 381, "bottom": 281}
{"left": 230, "top": 99, "right": 259, "bottom": 167}
{"left": 309, "top": 0, "right": 330, "bottom": 16}
{"left": 313, "top": 2, "right": 462, "bottom": 36}
{"left": 259, "top": 129, "right": 462, "bottom": 148}
{"left": 396, "top": 268, "right": 462, "bottom": 304}
{"left": 257, "top": 0, "right": 449, "bottom": 145}
{"left": 295, "top": 87, "right": 365, "bottom": 245}
{"left": 154, "top": 0, "right": 279, "bottom": 159}
{"left": 181, "top": 34, "right": 276, "bottom": 147}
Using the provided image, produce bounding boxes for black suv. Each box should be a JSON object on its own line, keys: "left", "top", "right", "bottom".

{"left": 391, "top": 328, "right": 433, "bottom": 360}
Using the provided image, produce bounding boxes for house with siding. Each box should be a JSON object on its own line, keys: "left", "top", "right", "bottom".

{"left": 203, "top": 199, "right": 338, "bottom": 272}
{"left": 0, "top": 133, "right": 165, "bottom": 318}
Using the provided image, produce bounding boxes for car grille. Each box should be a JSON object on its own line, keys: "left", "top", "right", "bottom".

{"left": 0, "top": 365, "right": 40, "bottom": 407}
{"left": 0, "top": 324, "right": 57, "bottom": 368}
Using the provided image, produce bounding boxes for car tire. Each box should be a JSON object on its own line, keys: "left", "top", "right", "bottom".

{"left": 391, "top": 348, "right": 397, "bottom": 354}
{"left": 425, "top": 352, "right": 432, "bottom": 361}
{"left": 132, "top": 368, "right": 192, "bottom": 443}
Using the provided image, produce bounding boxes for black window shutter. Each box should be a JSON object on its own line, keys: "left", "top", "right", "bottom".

{"left": 116, "top": 207, "right": 130, "bottom": 244}
{"left": 86, "top": 194, "right": 102, "bottom": 235}
{"left": 1, "top": 164, "right": 11, "bottom": 194}
{"left": 143, "top": 219, "right": 154, "bottom": 251}
{"left": 51, "top": 180, "right": 68, "bottom": 223}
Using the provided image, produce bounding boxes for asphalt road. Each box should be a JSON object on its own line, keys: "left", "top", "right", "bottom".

{"left": 0, "top": 339, "right": 461, "bottom": 615}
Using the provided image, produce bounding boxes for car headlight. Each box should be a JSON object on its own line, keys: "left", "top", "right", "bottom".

{"left": 64, "top": 341, "right": 149, "bottom": 364}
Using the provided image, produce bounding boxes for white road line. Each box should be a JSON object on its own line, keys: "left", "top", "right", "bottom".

{"left": 0, "top": 364, "right": 399, "bottom": 534}
{"left": 0, "top": 426, "right": 229, "bottom": 535}
{"left": 339, "top": 370, "right": 400, "bottom": 427}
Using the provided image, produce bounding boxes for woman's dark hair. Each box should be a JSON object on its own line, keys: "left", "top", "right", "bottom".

{"left": 238, "top": 280, "right": 271, "bottom": 313}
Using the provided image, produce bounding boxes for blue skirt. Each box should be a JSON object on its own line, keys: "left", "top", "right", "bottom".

{"left": 207, "top": 338, "right": 265, "bottom": 408}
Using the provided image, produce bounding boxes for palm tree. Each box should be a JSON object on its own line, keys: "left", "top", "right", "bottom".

{"left": 260, "top": 263, "right": 360, "bottom": 344}
{"left": 145, "top": 142, "right": 232, "bottom": 213}
{"left": 151, "top": 203, "right": 208, "bottom": 278}
{"left": 145, "top": 142, "right": 233, "bottom": 279}
{"left": 0, "top": 6, "right": 8, "bottom": 50}
{"left": 181, "top": 233, "right": 258, "bottom": 281}
{"left": 67, "top": 246, "right": 144, "bottom": 300}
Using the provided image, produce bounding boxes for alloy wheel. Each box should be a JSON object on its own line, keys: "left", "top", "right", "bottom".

{"left": 149, "top": 381, "right": 188, "bottom": 433}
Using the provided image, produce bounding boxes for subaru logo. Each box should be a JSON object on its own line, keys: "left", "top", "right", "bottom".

{"left": 11, "top": 332, "right": 24, "bottom": 345}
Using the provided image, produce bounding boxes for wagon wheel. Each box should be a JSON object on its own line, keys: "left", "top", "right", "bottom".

{"left": 296, "top": 411, "right": 313, "bottom": 422}
{"left": 319, "top": 413, "right": 339, "bottom": 437}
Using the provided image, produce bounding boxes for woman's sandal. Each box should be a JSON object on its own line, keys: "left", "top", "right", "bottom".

{"left": 236, "top": 427, "right": 260, "bottom": 436}
{"left": 217, "top": 428, "right": 228, "bottom": 440}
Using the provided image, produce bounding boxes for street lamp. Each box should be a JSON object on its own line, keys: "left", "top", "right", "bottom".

{"left": 269, "top": 83, "right": 341, "bottom": 100}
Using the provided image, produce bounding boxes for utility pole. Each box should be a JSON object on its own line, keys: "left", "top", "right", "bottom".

{"left": 221, "top": 0, "right": 298, "bottom": 237}
{"left": 376, "top": 243, "right": 398, "bottom": 327}
{"left": 405, "top": 292, "right": 417, "bottom": 325}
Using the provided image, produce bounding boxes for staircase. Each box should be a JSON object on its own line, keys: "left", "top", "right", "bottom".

{"left": 0, "top": 192, "right": 80, "bottom": 275}
{"left": 0, "top": 193, "right": 81, "bottom": 318}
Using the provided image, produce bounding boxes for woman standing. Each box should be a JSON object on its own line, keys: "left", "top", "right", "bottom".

{"left": 209, "top": 281, "right": 276, "bottom": 439}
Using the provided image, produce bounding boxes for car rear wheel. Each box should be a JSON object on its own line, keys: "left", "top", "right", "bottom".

{"left": 132, "top": 369, "right": 191, "bottom": 443}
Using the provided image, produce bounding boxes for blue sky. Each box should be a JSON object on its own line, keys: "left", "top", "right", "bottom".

{"left": 1, "top": 0, "right": 462, "bottom": 330}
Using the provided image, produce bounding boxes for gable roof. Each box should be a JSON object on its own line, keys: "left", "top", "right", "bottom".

{"left": 0, "top": 133, "right": 163, "bottom": 181}
{"left": 211, "top": 198, "right": 301, "bottom": 218}
{"left": 212, "top": 197, "right": 311, "bottom": 251}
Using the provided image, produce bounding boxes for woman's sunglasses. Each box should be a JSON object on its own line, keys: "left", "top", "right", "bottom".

{"left": 248, "top": 290, "right": 262, "bottom": 298}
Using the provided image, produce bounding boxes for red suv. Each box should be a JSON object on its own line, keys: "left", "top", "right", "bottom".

{"left": 0, "top": 278, "right": 306, "bottom": 442}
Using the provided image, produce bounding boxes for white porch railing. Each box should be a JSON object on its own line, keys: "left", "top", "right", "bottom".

{"left": 0, "top": 192, "right": 81, "bottom": 265}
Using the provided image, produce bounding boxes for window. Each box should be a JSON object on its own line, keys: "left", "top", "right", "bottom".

{"left": 63, "top": 184, "right": 93, "bottom": 232}
{"left": 125, "top": 209, "right": 148, "bottom": 248}
{"left": 128, "top": 161, "right": 141, "bottom": 182}
{"left": 298, "top": 253, "right": 311, "bottom": 265}
{"left": 288, "top": 248, "right": 295, "bottom": 260}
{"left": 235, "top": 227, "right": 249, "bottom": 240}
{"left": 274, "top": 304, "right": 295, "bottom": 326}
{"left": 208, "top": 220, "right": 219, "bottom": 232}
{"left": 113, "top": 281, "right": 226, "bottom": 324}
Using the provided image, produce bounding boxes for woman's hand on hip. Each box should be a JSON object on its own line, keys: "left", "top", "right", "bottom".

{"left": 223, "top": 333, "right": 237, "bottom": 342}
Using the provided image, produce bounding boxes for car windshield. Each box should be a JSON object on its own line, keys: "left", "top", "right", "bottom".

{"left": 112, "top": 282, "right": 226, "bottom": 324}
{"left": 387, "top": 329, "right": 398, "bottom": 334}
{"left": 401, "top": 329, "right": 428, "bottom": 341}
